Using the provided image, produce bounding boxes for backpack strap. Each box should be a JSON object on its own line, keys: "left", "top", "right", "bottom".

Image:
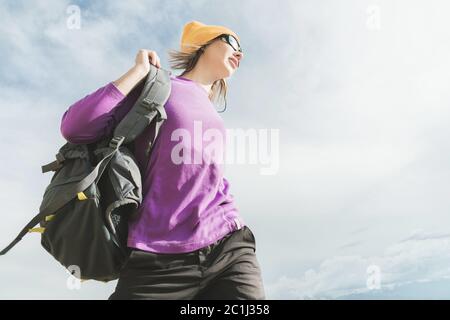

{"left": 41, "top": 152, "right": 65, "bottom": 173}
{"left": 145, "top": 117, "right": 165, "bottom": 158}
{"left": 113, "top": 64, "right": 171, "bottom": 146}
{"left": 0, "top": 211, "right": 48, "bottom": 255}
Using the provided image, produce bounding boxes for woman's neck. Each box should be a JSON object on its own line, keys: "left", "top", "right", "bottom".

{"left": 181, "top": 70, "right": 213, "bottom": 95}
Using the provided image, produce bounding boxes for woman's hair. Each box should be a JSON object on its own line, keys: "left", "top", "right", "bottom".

{"left": 167, "top": 37, "right": 227, "bottom": 112}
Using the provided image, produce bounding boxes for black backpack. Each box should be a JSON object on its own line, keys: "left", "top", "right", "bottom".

{"left": 0, "top": 64, "right": 172, "bottom": 282}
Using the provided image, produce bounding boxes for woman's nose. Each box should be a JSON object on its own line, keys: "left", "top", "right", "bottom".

{"left": 234, "top": 52, "right": 243, "bottom": 66}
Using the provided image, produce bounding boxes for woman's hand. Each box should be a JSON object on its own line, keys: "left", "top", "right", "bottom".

{"left": 113, "top": 49, "right": 161, "bottom": 96}
{"left": 134, "top": 49, "right": 161, "bottom": 74}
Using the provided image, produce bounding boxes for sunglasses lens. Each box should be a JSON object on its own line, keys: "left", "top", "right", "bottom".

{"left": 229, "top": 36, "right": 241, "bottom": 52}
{"left": 221, "top": 34, "right": 242, "bottom": 53}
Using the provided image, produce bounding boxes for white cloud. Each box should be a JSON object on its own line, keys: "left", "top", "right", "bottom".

{"left": 266, "top": 229, "right": 450, "bottom": 299}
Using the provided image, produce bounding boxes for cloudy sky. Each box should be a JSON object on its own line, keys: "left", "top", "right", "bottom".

{"left": 1, "top": 0, "right": 450, "bottom": 299}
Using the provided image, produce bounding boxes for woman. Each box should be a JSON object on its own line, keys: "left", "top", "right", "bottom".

{"left": 60, "top": 21, "right": 265, "bottom": 300}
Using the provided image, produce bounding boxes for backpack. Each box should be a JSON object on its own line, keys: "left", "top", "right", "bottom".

{"left": 0, "top": 64, "right": 172, "bottom": 282}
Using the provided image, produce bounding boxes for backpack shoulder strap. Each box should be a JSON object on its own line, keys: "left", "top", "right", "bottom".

{"left": 113, "top": 64, "right": 172, "bottom": 147}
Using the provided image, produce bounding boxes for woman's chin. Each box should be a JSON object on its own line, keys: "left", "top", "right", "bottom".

{"left": 223, "top": 66, "right": 235, "bottom": 77}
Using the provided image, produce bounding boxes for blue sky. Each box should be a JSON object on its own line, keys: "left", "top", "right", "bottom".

{"left": 1, "top": 0, "right": 450, "bottom": 299}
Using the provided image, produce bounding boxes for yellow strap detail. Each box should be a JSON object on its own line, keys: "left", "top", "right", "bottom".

{"left": 77, "top": 192, "right": 88, "bottom": 200}
{"left": 28, "top": 227, "right": 45, "bottom": 233}
{"left": 45, "top": 214, "right": 55, "bottom": 222}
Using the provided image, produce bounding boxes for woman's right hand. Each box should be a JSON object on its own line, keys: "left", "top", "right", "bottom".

{"left": 113, "top": 49, "right": 161, "bottom": 96}
{"left": 134, "top": 49, "right": 161, "bottom": 74}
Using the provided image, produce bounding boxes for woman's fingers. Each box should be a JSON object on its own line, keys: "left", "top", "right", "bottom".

{"left": 135, "top": 49, "right": 161, "bottom": 70}
{"left": 148, "top": 50, "right": 161, "bottom": 68}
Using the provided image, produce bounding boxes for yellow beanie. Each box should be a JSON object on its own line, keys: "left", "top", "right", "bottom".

{"left": 180, "top": 20, "right": 241, "bottom": 54}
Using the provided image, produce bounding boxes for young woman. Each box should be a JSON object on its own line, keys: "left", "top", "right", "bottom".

{"left": 60, "top": 21, "right": 265, "bottom": 300}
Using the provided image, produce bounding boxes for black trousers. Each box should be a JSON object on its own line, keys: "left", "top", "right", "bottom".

{"left": 108, "top": 225, "right": 266, "bottom": 300}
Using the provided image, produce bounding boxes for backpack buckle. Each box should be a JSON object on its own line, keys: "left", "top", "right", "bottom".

{"left": 142, "top": 99, "right": 158, "bottom": 110}
{"left": 109, "top": 136, "right": 125, "bottom": 149}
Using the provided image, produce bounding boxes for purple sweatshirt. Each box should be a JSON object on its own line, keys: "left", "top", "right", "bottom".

{"left": 60, "top": 74, "right": 246, "bottom": 253}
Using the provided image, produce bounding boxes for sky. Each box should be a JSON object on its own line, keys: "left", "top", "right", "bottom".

{"left": 1, "top": 0, "right": 450, "bottom": 299}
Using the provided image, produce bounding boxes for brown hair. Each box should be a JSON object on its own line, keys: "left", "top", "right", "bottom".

{"left": 167, "top": 37, "right": 227, "bottom": 112}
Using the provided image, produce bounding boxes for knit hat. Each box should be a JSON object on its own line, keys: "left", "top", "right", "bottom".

{"left": 180, "top": 20, "right": 241, "bottom": 54}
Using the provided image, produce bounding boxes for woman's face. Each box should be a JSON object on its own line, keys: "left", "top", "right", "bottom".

{"left": 202, "top": 35, "right": 244, "bottom": 80}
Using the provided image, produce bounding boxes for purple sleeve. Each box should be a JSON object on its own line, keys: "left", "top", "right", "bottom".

{"left": 60, "top": 82, "right": 130, "bottom": 144}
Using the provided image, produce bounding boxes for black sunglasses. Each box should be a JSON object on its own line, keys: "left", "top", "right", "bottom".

{"left": 218, "top": 34, "right": 242, "bottom": 53}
